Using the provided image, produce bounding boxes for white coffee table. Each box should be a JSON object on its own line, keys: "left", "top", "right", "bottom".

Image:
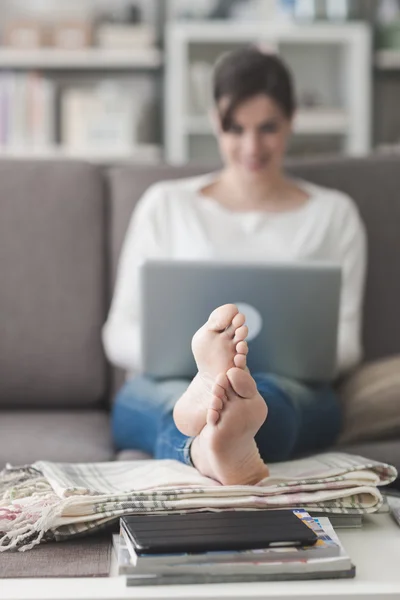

{"left": 2, "top": 513, "right": 400, "bottom": 600}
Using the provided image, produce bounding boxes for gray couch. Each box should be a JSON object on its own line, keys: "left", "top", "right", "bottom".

{"left": 1, "top": 155, "right": 399, "bottom": 478}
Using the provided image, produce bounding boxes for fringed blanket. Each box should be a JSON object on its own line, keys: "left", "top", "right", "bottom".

{"left": 0, "top": 452, "right": 396, "bottom": 552}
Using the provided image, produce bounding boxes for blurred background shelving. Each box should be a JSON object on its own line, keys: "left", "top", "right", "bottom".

{"left": 165, "top": 20, "right": 371, "bottom": 163}
{"left": 0, "top": 1, "right": 398, "bottom": 163}
{"left": 0, "top": 47, "right": 163, "bottom": 69}
{"left": 376, "top": 49, "right": 400, "bottom": 69}
{"left": 0, "top": 0, "right": 166, "bottom": 164}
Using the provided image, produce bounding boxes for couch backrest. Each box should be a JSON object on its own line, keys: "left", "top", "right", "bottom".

{"left": 108, "top": 155, "right": 400, "bottom": 364}
{"left": 0, "top": 161, "right": 108, "bottom": 408}
{"left": 287, "top": 154, "right": 400, "bottom": 363}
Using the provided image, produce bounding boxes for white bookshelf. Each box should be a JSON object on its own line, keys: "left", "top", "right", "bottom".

{"left": 0, "top": 143, "right": 161, "bottom": 164}
{"left": 165, "top": 21, "right": 372, "bottom": 164}
{"left": 0, "top": 46, "right": 164, "bottom": 163}
{"left": 0, "top": 47, "right": 163, "bottom": 70}
{"left": 375, "top": 50, "right": 400, "bottom": 70}
{"left": 185, "top": 109, "right": 349, "bottom": 136}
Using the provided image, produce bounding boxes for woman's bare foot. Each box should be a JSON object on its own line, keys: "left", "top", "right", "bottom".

{"left": 192, "top": 304, "right": 248, "bottom": 373}
{"left": 190, "top": 368, "right": 269, "bottom": 486}
{"left": 173, "top": 304, "right": 248, "bottom": 436}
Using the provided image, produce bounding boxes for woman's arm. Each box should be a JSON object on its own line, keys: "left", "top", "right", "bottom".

{"left": 102, "top": 185, "right": 167, "bottom": 373}
{"left": 335, "top": 198, "right": 367, "bottom": 375}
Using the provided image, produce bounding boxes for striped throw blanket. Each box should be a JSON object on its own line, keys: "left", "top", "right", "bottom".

{"left": 0, "top": 452, "right": 396, "bottom": 552}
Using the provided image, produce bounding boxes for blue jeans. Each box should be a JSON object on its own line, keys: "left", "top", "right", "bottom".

{"left": 111, "top": 373, "right": 341, "bottom": 465}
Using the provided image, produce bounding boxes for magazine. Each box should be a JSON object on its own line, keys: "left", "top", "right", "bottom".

{"left": 124, "top": 518, "right": 355, "bottom": 585}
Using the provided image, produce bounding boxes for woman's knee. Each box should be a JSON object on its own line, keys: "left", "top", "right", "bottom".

{"left": 111, "top": 377, "right": 164, "bottom": 452}
{"left": 114, "top": 376, "right": 158, "bottom": 408}
{"left": 255, "top": 396, "right": 300, "bottom": 462}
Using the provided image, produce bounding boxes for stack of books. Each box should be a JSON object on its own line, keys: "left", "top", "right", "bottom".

{"left": 60, "top": 77, "right": 155, "bottom": 152}
{"left": 113, "top": 509, "right": 355, "bottom": 587}
{"left": 0, "top": 72, "right": 55, "bottom": 148}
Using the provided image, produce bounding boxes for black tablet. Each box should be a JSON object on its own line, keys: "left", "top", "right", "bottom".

{"left": 120, "top": 510, "right": 318, "bottom": 555}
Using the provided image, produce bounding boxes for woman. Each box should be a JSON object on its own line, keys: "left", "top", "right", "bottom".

{"left": 102, "top": 47, "right": 367, "bottom": 485}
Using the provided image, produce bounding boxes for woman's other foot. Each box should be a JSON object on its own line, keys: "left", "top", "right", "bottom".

{"left": 190, "top": 368, "right": 269, "bottom": 486}
{"left": 173, "top": 304, "right": 248, "bottom": 436}
{"left": 192, "top": 304, "right": 248, "bottom": 373}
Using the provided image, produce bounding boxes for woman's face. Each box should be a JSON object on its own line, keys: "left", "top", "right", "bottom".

{"left": 215, "top": 94, "right": 292, "bottom": 180}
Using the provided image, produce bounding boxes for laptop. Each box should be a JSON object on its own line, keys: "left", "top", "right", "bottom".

{"left": 139, "top": 260, "right": 341, "bottom": 383}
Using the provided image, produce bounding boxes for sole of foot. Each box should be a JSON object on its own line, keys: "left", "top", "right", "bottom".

{"left": 190, "top": 367, "right": 269, "bottom": 486}
{"left": 173, "top": 304, "right": 248, "bottom": 437}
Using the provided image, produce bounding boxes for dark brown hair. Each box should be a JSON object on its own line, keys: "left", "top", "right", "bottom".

{"left": 213, "top": 46, "right": 296, "bottom": 131}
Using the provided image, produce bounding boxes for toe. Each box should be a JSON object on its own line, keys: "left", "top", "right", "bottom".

{"left": 234, "top": 325, "right": 248, "bottom": 342}
{"left": 207, "top": 304, "right": 238, "bottom": 332}
{"left": 232, "top": 312, "right": 246, "bottom": 329}
{"left": 214, "top": 372, "right": 230, "bottom": 394}
{"left": 234, "top": 354, "right": 247, "bottom": 369}
{"left": 211, "top": 380, "right": 226, "bottom": 401}
{"left": 224, "top": 312, "right": 246, "bottom": 338}
{"left": 226, "top": 367, "right": 258, "bottom": 398}
{"left": 206, "top": 407, "right": 220, "bottom": 426}
{"left": 209, "top": 395, "right": 224, "bottom": 412}
{"left": 236, "top": 340, "right": 248, "bottom": 355}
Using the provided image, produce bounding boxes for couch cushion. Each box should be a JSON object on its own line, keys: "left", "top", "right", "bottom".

{"left": 0, "top": 160, "right": 108, "bottom": 408}
{"left": 336, "top": 439, "right": 400, "bottom": 476}
{"left": 0, "top": 410, "right": 114, "bottom": 467}
{"left": 337, "top": 355, "right": 400, "bottom": 445}
{"left": 116, "top": 449, "right": 152, "bottom": 461}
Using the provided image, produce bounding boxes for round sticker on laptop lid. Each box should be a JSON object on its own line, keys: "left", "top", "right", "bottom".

{"left": 234, "top": 302, "right": 263, "bottom": 341}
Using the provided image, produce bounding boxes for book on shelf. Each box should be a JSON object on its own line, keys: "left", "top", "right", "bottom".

{"left": 0, "top": 71, "right": 55, "bottom": 149}
{"left": 113, "top": 517, "right": 355, "bottom": 586}
{"left": 61, "top": 82, "right": 135, "bottom": 152}
{"left": 96, "top": 24, "right": 156, "bottom": 49}
{"left": 61, "top": 78, "right": 154, "bottom": 153}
